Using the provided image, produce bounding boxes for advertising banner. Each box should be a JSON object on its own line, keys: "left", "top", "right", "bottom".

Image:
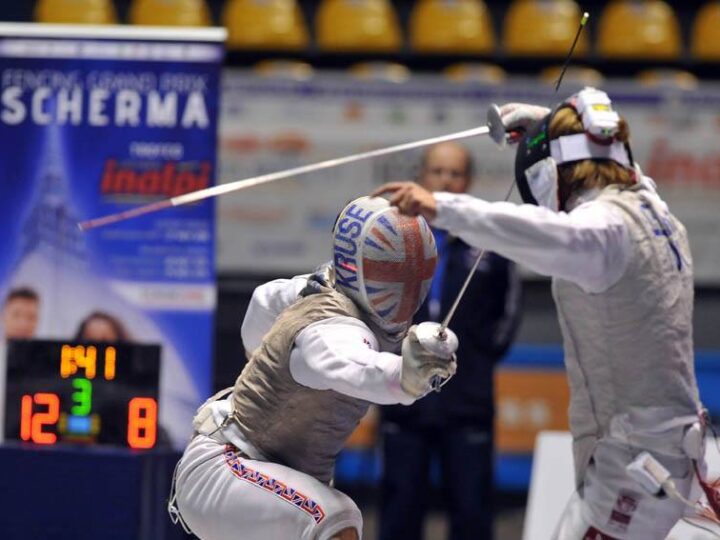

{"left": 0, "top": 24, "right": 224, "bottom": 448}
{"left": 218, "top": 73, "right": 720, "bottom": 283}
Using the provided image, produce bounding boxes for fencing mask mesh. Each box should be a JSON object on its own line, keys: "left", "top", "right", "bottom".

{"left": 333, "top": 196, "right": 437, "bottom": 334}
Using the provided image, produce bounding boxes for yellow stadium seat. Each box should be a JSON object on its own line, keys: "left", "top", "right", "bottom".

{"left": 503, "top": 0, "right": 588, "bottom": 57}
{"left": 224, "top": 0, "right": 309, "bottom": 50}
{"left": 253, "top": 60, "right": 315, "bottom": 80}
{"left": 35, "top": 0, "right": 117, "bottom": 24}
{"left": 349, "top": 62, "right": 410, "bottom": 83}
{"left": 130, "top": 0, "right": 211, "bottom": 26}
{"left": 410, "top": 0, "right": 495, "bottom": 54}
{"left": 597, "top": 0, "right": 681, "bottom": 60}
{"left": 692, "top": 2, "right": 720, "bottom": 61}
{"left": 316, "top": 0, "right": 402, "bottom": 53}
{"left": 539, "top": 65, "right": 603, "bottom": 87}
{"left": 444, "top": 62, "right": 506, "bottom": 84}
{"left": 637, "top": 69, "right": 699, "bottom": 90}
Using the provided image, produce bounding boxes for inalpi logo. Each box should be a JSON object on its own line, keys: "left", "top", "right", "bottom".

{"left": 100, "top": 159, "right": 211, "bottom": 198}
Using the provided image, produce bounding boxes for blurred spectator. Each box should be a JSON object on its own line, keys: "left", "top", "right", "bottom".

{"left": 379, "top": 142, "right": 522, "bottom": 540}
{"left": 74, "top": 311, "right": 130, "bottom": 342}
{"left": 2, "top": 287, "right": 40, "bottom": 340}
{"left": 1, "top": 286, "right": 41, "bottom": 442}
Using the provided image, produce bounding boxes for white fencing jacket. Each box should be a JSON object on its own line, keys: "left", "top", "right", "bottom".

{"left": 432, "top": 179, "right": 701, "bottom": 482}
{"left": 241, "top": 275, "right": 414, "bottom": 406}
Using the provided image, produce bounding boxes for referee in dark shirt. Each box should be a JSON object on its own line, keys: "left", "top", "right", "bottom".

{"left": 379, "top": 142, "right": 522, "bottom": 540}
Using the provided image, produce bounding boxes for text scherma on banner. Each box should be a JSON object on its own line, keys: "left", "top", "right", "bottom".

{"left": 0, "top": 87, "right": 210, "bottom": 128}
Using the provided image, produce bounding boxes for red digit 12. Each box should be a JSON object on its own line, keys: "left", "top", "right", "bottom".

{"left": 20, "top": 393, "right": 60, "bottom": 444}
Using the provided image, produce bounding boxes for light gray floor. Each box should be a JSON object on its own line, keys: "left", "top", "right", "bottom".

{"left": 361, "top": 507, "right": 526, "bottom": 540}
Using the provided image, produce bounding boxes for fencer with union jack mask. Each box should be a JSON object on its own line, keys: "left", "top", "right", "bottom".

{"left": 374, "top": 88, "right": 720, "bottom": 540}
{"left": 168, "top": 196, "right": 457, "bottom": 540}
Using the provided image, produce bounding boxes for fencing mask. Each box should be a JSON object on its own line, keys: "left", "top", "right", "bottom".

{"left": 332, "top": 196, "right": 437, "bottom": 336}
{"left": 515, "top": 87, "right": 635, "bottom": 212}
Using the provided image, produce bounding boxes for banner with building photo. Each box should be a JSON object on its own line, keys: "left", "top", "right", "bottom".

{"left": 218, "top": 73, "right": 720, "bottom": 283}
{"left": 0, "top": 24, "right": 225, "bottom": 448}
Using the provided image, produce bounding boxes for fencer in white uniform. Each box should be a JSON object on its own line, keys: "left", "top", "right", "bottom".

{"left": 169, "top": 196, "right": 458, "bottom": 540}
{"left": 374, "top": 88, "right": 720, "bottom": 540}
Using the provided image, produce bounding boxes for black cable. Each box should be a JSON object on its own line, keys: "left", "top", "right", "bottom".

{"left": 554, "top": 12, "right": 591, "bottom": 93}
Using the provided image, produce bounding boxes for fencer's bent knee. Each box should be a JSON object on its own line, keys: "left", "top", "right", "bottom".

{"left": 316, "top": 503, "right": 363, "bottom": 540}
{"left": 330, "top": 527, "right": 359, "bottom": 540}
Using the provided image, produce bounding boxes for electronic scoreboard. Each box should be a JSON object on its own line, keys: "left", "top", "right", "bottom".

{"left": 4, "top": 340, "right": 160, "bottom": 449}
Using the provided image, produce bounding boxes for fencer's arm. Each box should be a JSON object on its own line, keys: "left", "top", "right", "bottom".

{"left": 432, "top": 192, "right": 631, "bottom": 293}
{"left": 241, "top": 275, "right": 310, "bottom": 354}
{"left": 288, "top": 317, "right": 416, "bottom": 406}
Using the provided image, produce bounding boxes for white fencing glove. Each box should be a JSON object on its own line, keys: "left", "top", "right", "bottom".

{"left": 487, "top": 103, "right": 551, "bottom": 147}
{"left": 400, "top": 324, "right": 458, "bottom": 399}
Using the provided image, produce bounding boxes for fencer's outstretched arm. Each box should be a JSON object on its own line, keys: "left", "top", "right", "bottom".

{"left": 290, "top": 318, "right": 416, "bottom": 405}
{"left": 432, "top": 192, "right": 631, "bottom": 293}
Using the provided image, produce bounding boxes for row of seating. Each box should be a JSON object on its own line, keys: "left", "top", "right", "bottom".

{"left": 32, "top": 0, "right": 720, "bottom": 61}
{"left": 254, "top": 59, "right": 701, "bottom": 90}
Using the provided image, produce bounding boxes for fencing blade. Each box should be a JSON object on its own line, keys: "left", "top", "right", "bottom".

{"left": 78, "top": 125, "right": 491, "bottom": 231}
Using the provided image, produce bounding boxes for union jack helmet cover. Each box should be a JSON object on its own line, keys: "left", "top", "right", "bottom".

{"left": 332, "top": 196, "right": 438, "bottom": 332}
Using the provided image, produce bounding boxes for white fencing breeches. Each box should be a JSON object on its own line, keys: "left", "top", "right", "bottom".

{"left": 550, "top": 439, "right": 704, "bottom": 540}
{"left": 173, "top": 435, "right": 363, "bottom": 540}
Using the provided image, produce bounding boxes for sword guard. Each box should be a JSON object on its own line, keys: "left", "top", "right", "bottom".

{"left": 487, "top": 104, "right": 523, "bottom": 147}
{"left": 414, "top": 321, "right": 458, "bottom": 358}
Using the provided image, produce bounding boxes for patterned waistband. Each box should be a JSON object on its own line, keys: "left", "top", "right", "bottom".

{"left": 222, "top": 444, "right": 326, "bottom": 525}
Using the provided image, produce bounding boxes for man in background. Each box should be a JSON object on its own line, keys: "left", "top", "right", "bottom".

{"left": 2, "top": 287, "right": 39, "bottom": 340}
{"left": 379, "top": 142, "right": 522, "bottom": 540}
{"left": 0, "top": 287, "right": 41, "bottom": 442}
